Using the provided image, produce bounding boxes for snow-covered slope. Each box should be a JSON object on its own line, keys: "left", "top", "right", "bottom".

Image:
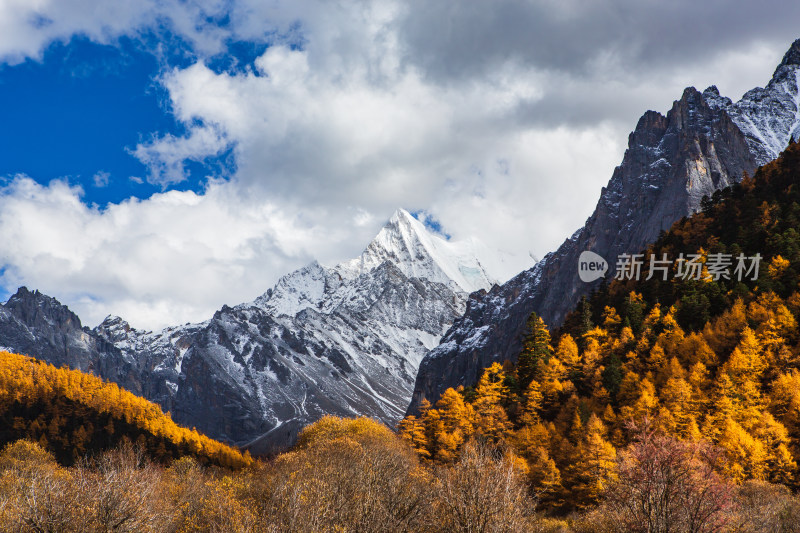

{"left": 704, "top": 41, "right": 800, "bottom": 165}
{"left": 0, "top": 209, "right": 526, "bottom": 452}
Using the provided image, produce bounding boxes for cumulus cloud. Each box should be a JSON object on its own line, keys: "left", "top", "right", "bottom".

{"left": 0, "top": 0, "right": 215, "bottom": 63}
{"left": 138, "top": 26, "right": 622, "bottom": 242}
{"left": 0, "top": 176, "right": 388, "bottom": 329}
{"left": 1, "top": 0, "right": 799, "bottom": 329}
{"left": 134, "top": 0, "right": 794, "bottom": 263}
{"left": 131, "top": 125, "right": 232, "bottom": 186}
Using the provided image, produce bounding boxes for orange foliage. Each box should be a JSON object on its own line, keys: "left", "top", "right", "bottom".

{"left": 0, "top": 351, "right": 251, "bottom": 468}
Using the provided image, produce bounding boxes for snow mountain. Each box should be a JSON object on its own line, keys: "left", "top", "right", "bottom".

{"left": 408, "top": 39, "right": 800, "bottom": 415}
{"left": 0, "top": 209, "right": 521, "bottom": 452}
{"left": 704, "top": 42, "right": 800, "bottom": 166}
{"left": 256, "top": 209, "right": 498, "bottom": 318}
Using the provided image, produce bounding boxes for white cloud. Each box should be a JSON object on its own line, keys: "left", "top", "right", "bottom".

{"left": 0, "top": 0, "right": 207, "bottom": 63}
{"left": 1, "top": 0, "right": 799, "bottom": 329}
{"left": 92, "top": 171, "right": 110, "bottom": 188}
{"left": 137, "top": 38, "right": 622, "bottom": 255}
{"left": 131, "top": 124, "right": 231, "bottom": 186}
{"left": 0, "top": 176, "right": 383, "bottom": 329}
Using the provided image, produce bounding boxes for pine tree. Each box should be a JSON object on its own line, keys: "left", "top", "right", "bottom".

{"left": 527, "top": 446, "right": 562, "bottom": 499}
{"left": 473, "top": 363, "right": 512, "bottom": 440}
{"left": 567, "top": 414, "right": 617, "bottom": 507}
{"left": 555, "top": 334, "right": 580, "bottom": 371}
{"left": 433, "top": 387, "right": 475, "bottom": 461}
{"left": 580, "top": 297, "right": 595, "bottom": 341}
{"left": 520, "top": 380, "right": 543, "bottom": 426}
{"left": 716, "top": 417, "right": 769, "bottom": 482}
{"left": 398, "top": 415, "right": 430, "bottom": 460}
{"left": 517, "top": 313, "right": 552, "bottom": 390}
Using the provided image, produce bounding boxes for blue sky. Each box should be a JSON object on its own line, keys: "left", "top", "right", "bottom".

{"left": 0, "top": 35, "right": 234, "bottom": 206}
{"left": 0, "top": 0, "right": 798, "bottom": 329}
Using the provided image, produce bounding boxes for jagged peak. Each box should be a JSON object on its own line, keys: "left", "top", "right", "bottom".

{"left": 702, "top": 85, "right": 733, "bottom": 111}
{"left": 98, "top": 315, "right": 131, "bottom": 329}
{"left": 252, "top": 259, "right": 331, "bottom": 315}
{"left": 7, "top": 286, "right": 63, "bottom": 309}
{"left": 3, "top": 286, "right": 82, "bottom": 329}
{"left": 778, "top": 38, "right": 800, "bottom": 69}
{"left": 293, "top": 259, "right": 325, "bottom": 275}
{"left": 660, "top": 86, "right": 724, "bottom": 133}
{"left": 633, "top": 109, "right": 666, "bottom": 129}
{"left": 681, "top": 85, "right": 702, "bottom": 99}
{"left": 387, "top": 207, "right": 417, "bottom": 226}
{"left": 358, "top": 209, "right": 499, "bottom": 293}
{"left": 378, "top": 208, "right": 432, "bottom": 247}
{"left": 629, "top": 109, "right": 667, "bottom": 149}
{"left": 764, "top": 39, "right": 800, "bottom": 86}
{"left": 351, "top": 209, "right": 444, "bottom": 274}
{"left": 702, "top": 85, "right": 733, "bottom": 110}
{"left": 7, "top": 286, "right": 37, "bottom": 302}
{"left": 632, "top": 86, "right": 722, "bottom": 138}
{"left": 673, "top": 86, "right": 706, "bottom": 110}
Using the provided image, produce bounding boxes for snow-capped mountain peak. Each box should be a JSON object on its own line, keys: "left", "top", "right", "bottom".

{"left": 79, "top": 207, "right": 506, "bottom": 450}
{"left": 708, "top": 38, "right": 800, "bottom": 166}
{"left": 256, "top": 208, "right": 509, "bottom": 319}
{"left": 339, "top": 208, "right": 497, "bottom": 293}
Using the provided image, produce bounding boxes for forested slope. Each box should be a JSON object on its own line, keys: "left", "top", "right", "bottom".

{"left": 0, "top": 350, "right": 251, "bottom": 468}
{"left": 401, "top": 140, "right": 800, "bottom": 518}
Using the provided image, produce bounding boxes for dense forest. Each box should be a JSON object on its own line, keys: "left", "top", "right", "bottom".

{"left": 0, "top": 416, "right": 553, "bottom": 532}
{"left": 0, "top": 350, "right": 251, "bottom": 468}
{"left": 2, "top": 413, "right": 797, "bottom": 532}
{"left": 397, "top": 141, "right": 800, "bottom": 528}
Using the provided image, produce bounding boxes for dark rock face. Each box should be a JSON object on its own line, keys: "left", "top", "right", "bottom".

{"left": 407, "top": 82, "right": 776, "bottom": 414}
{"left": 0, "top": 288, "right": 142, "bottom": 395}
{"left": 409, "top": 41, "right": 800, "bottom": 415}
{"left": 0, "top": 288, "right": 126, "bottom": 377}
{"left": 0, "top": 287, "right": 91, "bottom": 369}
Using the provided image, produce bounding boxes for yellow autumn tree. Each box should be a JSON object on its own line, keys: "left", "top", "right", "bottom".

{"left": 472, "top": 363, "right": 511, "bottom": 440}
{"left": 555, "top": 334, "right": 580, "bottom": 372}
{"left": 566, "top": 414, "right": 617, "bottom": 507}
{"left": 432, "top": 387, "right": 475, "bottom": 461}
